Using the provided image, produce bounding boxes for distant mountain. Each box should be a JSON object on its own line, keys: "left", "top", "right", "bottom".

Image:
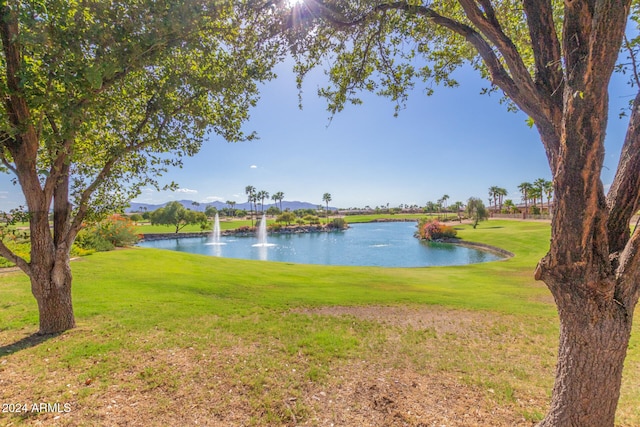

{"left": 126, "top": 200, "right": 336, "bottom": 213}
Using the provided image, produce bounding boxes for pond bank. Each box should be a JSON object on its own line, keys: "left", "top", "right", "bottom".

{"left": 141, "top": 224, "right": 347, "bottom": 241}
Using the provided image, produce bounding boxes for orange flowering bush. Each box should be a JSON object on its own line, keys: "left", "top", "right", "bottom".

{"left": 75, "top": 214, "right": 139, "bottom": 252}
{"left": 417, "top": 218, "right": 457, "bottom": 241}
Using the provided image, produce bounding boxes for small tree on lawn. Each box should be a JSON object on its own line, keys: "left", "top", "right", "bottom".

{"left": 465, "top": 197, "right": 488, "bottom": 229}
{"left": 277, "top": 211, "right": 296, "bottom": 226}
{"left": 150, "top": 202, "right": 207, "bottom": 234}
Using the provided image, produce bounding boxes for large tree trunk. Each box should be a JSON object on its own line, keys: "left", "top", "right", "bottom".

{"left": 539, "top": 283, "right": 633, "bottom": 426}
{"left": 29, "top": 204, "right": 76, "bottom": 335}
{"left": 30, "top": 255, "right": 75, "bottom": 335}
{"left": 532, "top": 47, "right": 638, "bottom": 421}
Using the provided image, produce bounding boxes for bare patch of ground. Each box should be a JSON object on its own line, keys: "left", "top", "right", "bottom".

{"left": 294, "top": 305, "right": 496, "bottom": 335}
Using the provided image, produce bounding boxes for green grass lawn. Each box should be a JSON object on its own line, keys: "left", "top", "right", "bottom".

{"left": 134, "top": 218, "right": 254, "bottom": 234}
{"left": 1, "top": 220, "right": 638, "bottom": 426}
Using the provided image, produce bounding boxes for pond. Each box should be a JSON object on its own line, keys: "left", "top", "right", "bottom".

{"left": 137, "top": 221, "right": 504, "bottom": 267}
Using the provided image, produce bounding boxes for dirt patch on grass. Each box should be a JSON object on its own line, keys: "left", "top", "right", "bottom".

{"left": 295, "top": 305, "right": 497, "bottom": 336}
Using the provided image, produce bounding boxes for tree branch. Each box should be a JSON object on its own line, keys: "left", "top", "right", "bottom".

{"left": 0, "top": 239, "right": 31, "bottom": 275}
{"left": 66, "top": 90, "right": 198, "bottom": 244}
{"left": 522, "top": 0, "right": 563, "bottom": 95}
{"left": 457, "top": 0, "right": 541, "bottom": 107}
{"left": 615, "top": 224, "right": 640, "bottom": 310}
{"left": 623, "top": 35, "right": 640, "bottom": 90}
{"left": 307, "top": 1, "right": 557, "bottom": 147}
{"left": 0, "top": 142, "right": 18, "bottom": 176}
{"left": 607, "top": 90, "right": 640, "bottom": 253}
{"left": 522, "top": 0, "right": 563, "bottom": 166}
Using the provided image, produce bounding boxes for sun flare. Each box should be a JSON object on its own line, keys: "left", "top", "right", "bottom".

{"left": 284, "top": 0, "right": 305, "bottom": 8}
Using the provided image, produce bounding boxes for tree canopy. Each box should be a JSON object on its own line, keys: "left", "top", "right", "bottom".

{"left": 150, "top": 201, "right": 207, "bottom": 233}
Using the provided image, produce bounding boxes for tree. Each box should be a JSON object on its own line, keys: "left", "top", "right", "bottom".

{"left": 529, "top": 186, "right": 543, "bottom": 214}
{"left": 204, "top": 205, "right": 218, "bottom": 218}
{"left": 149, "top": 202, "right": 207, "bottom": 234}
{"left": 424, "top": 201, "right": 437, "bottom": 215}
{"left": 496, "top": 187, "right": 507, "bottom": 213}
{"left": 451, "top": 201, "right": 464, "bottom": 222}
{"left": 257, "top": 190, "right": 270, "bottom": 213}
{"left": 272, "top": 191, "right": 285, "bottom": 212}
{"left": 465, "top": 197, "right": 488, "bottom": 229}
{"left": 534, "top": 178, "right": 551, "bottom": 213}
{"left": 438, "top": 194, "right": 449, "bottom": 219}
{"left": 0, "top": 1, "right": 276, "bottom": 334}
{"left": 225, "top": 200, "right": 237, "bottom": 217}
{"left": 276, "top": 211, "right": 296, "bottom": 226}
{"left": 245, "top": 185, "right": 256, "bottom": 226}
{"left": 488, "top": 186, "right": 499, "bottom": 213}
{"left": 282, "top": 1, "right": 640, "bottom": 424}
{"left": 517, "top": 182, "right": 533, "bottom": 218}
{"left": 322, "top": 192, "right": 332, "bottom": 223}
{"left": 543, "top": 181, "right": 554, "bottom": 216}
{"left": 503, "top": 199, "right": 516, "bottom": 214}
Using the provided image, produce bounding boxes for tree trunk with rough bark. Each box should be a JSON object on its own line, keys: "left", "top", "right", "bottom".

{"left": 537, "top": 271, "right": 634, "bottom": 425}
{"left": 31, "top": 264, "right": 75, "bottom": 335}
{"left": 27, "top": 201, "right": 76, "bottom": 335}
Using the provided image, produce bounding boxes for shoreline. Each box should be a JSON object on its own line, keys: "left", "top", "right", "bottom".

{"left": 140, "top": 220, "right": 513, "bottom": 261}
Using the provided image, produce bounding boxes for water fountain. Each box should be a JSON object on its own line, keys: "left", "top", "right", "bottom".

{"left": 205, "top": 213, "right": 226, "bottom": 246}
{"left": 252, "top": 214, "right": 275, "bottom": 248}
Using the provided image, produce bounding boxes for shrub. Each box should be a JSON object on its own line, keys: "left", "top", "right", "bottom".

{"left": 328, "top": 218, "right": 347, "bottom": 229}
{"left": 75, "top": 214, "right": 139, "bottom": 252}
{"left": 303, "top": 215, "right": 321, "bottom": 225}
{"left": 417, "top": 219, "right": 457, "bottom": 241}
{"left": 75, "top": 229, "right": 115, "bottom": 252}
{"left": 269, "top": 223, "right": 283, "bottom": 232}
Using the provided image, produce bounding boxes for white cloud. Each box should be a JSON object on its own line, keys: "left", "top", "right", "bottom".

{"left": 0, "top": 191, "right": 7, "bottom": 199}
{"left": 176, "top": 188, "right": 198, "bottom": 194}
{"left": 250, "top": 165, "right": 258, "bottom": 169}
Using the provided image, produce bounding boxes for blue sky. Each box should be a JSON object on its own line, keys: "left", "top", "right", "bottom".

{"left": 0, "top": 58, "right": 634, "bottom": 211}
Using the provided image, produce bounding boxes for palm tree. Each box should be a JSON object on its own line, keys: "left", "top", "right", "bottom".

{"left": 503, "top": 199, "right": 516, "bottom": 214}
{"left": 534, "top": 178, "right": 550, "bottom": 213}
{"left": 245, "top": 185, "right": 256, "bottom": 226}
{"left": 529, "top": 186, "right": 542, "bottom": 214}
{"left": 544, "top": 180, "right": 554, "bottom": 216}
{"left": 496, "top": 187, "right": 508, "bottom": 213}
{"left": 517, "top": 182, "right": 533, "bottom": 218}
{"left": 226, "top": 200, "right": 236, "bottom": 217}
{"left": 322, "top": 193, "right": 332, "bottom": 223}
{"left": 271, "top": 191, "right": 285, "bottom": 212}
{"left": 488, "top": 186, "right": 499, "bottom": 213}
{"left": 441, "top": 194, "right": 449, "bottom": 219}
{"left": 257, "top": 190, "right": 269, "bottom": 214}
